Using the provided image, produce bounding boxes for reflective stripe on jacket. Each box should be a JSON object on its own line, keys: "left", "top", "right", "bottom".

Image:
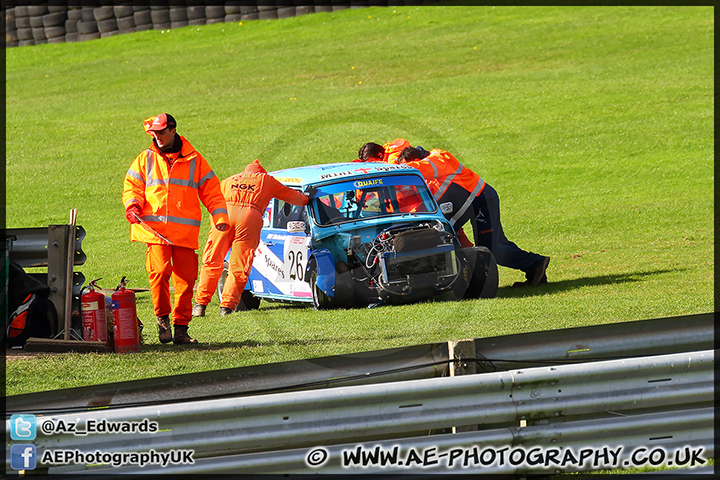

{"left": 404, "top": 149, "right": 486, "bottom": 226}
{"left": 122, "top": 136, "right": 229, "bottom": 249}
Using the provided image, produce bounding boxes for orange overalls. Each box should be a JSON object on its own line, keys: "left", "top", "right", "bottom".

{"left": 123, "top": 135, "right": 229, "bottom": 326}
{"left": 402, "top": 149, "right": 485, "bottom": 248}
{"left": 406, "top": 149, "right": 546, "bottom": 276}
{"left": 195, "top": 160, "right": 309, "bottom": 310}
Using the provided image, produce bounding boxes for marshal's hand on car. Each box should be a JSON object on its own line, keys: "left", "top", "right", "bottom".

{"left": 303, "top": 186, "right": 318, "bottom": 198}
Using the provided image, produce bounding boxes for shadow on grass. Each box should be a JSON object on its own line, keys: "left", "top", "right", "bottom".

{"left": 140, "top": 333, "right": 413, "bottom": 352}
{"left": 496, "top": 268, "right": 682, "bottom": 298}
{"left": 138, "top": 268, "right": 681, "bottom": 352}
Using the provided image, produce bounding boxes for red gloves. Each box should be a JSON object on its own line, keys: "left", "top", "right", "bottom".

{"left": 216, "top": 223, "right": 230, "bottom": 232}
{"left": 125, "top": 205, "right": 142, "bottom": 224}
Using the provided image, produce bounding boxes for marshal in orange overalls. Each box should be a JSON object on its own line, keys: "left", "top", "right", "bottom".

{"left": 382, "top": 138, "right": 411, "bottom": 164}
{"left": 400, "top": 147, "right": 549, "bottom": 284}
{"left": 195, "top": 160, "right": 309, "bottom": 312}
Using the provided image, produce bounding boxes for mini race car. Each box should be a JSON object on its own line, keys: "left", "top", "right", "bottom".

{"left": 219, "top": 162, "right": 498, "bottom": 310}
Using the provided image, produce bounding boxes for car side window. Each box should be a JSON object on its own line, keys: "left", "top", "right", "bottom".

{"left": 274, "top": 198, "right": 304, "bottom": 229}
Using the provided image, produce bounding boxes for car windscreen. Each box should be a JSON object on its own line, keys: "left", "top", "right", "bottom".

{"left": 311, "top": 175, "right": 436, "bottom": 226}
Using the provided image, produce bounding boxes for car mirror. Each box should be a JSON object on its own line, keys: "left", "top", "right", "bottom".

{"left": 440, "top": 202, "right": 454, "bottom": 214}
{"left": 283, "top": 202, "right": 293, "bottom": 217}
{"left": 287, "top": 221, "right": 305, "bottom": 233}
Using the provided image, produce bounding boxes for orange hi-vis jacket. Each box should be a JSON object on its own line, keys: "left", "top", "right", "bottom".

{"left": 221, "top": 160, "right": 309, "bottom": 213}
{"left": 122, "top": 136, "right": 229, "bottom": 250}
{"left": 404, "top": 148, "right": 486, "bottom": 226}
{"left": 382, "top": 138, "right": 411, "bottom": 164}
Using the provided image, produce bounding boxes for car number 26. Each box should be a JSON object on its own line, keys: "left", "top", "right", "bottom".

{"left": 286, "top": 236, "right": 307, "bottom": 282}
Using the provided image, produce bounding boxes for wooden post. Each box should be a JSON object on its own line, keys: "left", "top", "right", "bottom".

{"left": 448, "top": 339, "right": 477, "bottom": 377}
{"left": 449, "top": 339, "right": 478, "bottom": 433}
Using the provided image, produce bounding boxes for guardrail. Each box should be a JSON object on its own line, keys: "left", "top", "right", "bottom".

{"left": 6, "top": 312, "right": 713, "bottom": 413}
{"left": 4, "top": 226, "right": 86, "bottom": 270}
{"left": 78, "top": 406, "right": 715, "bottom": 476}
{"left": 7, "top": 348, "right": 713, "bottom": 475}
{"left": 5, "top": 224, "right": 86, "bottom": 338}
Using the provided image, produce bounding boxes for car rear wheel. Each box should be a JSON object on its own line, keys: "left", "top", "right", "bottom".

{"left": 236, "top": 290, "right": 261, "bottom": 311}
{"left": 216, "top": 260, "right": 229, "bottom": 303}
{"left": 217, "top": 261, "right": 261, "bottom": 310}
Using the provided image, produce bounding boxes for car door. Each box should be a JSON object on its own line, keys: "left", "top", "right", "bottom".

{"left": 247, "top": 197, "right": 313, "bottom": 302}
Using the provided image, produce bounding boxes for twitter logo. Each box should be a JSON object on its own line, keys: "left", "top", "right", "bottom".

{"left": 10, "top": 414, "right": 37, "bottom": 441}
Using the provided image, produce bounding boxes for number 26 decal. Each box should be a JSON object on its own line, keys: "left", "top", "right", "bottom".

{"left": 287, "top": 250, "right": 304, "bottom": 281}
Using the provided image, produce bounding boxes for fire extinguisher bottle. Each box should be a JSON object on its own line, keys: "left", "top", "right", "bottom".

{"left": 81, "top": 279, "right": 107, "bottom": 343}
{"left": 112, "top": 277, "right": 140, "bottom": 353}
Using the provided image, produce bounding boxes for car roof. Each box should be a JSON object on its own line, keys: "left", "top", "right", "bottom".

{"left": 270, "top": 162, "right": 421, "bottom": 187}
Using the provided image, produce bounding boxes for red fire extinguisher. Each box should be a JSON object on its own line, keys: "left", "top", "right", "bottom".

{"left": 112, "top": 276, "right": 140, "bottom": 353}
{"left": 81, "top": 279, "right": 107, "bottom": 343}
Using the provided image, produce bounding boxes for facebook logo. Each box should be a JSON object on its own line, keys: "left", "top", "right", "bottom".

{"left": 10, "top": 414, "right": 36, "bottom": 440}
{"left": 10, "top": 444, "right": 37, "bottom": 470}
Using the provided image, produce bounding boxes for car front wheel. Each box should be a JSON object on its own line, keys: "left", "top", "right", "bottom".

{"left": 308, "top": 266, "right": 332, "bottom": 310}
{"left": 456, "top": 246, "right": 498, "bottom": 299}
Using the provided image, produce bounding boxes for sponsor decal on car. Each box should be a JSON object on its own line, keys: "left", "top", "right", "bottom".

{"left": 252, "top": 237, "right": 312, "bottom": 297}
{"left": 274, "top": 177, "right": 304, "bottom": 184}
{"left": 354, "top": 179, "right": 383, "bottom": 188}
{"left": 319, "top": 170, "right": 354, "bottom": 180}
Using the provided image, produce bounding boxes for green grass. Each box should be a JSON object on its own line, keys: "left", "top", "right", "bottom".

{"left": 4, "top": 6, "right": 713, "bottom": 396}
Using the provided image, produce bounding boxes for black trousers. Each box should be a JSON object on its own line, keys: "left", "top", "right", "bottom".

{"left": 441, "top": 183, "right": 544, "bottom": 276}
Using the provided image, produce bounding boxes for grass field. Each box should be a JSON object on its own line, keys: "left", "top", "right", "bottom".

{"left": 4, "top": 6, "right": 713, "bottom": 397}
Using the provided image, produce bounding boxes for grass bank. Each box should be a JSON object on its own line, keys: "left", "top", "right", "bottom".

{"left": 4, "top": 6, "right": 713, "bottom": 395}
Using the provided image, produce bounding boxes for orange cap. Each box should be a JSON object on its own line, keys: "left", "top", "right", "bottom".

{"left": 143, "top": 113, "right": 176, "bottom": 135}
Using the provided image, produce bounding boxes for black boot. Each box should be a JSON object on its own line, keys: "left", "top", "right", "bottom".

{"left": 173, "top": 324, "right": 198, "bottom": 345}
{"left": 157, "top": 315, "right": 172, "bottom": 344}
{"left": 527, "top": 256, "right": 550, "bottom": 286}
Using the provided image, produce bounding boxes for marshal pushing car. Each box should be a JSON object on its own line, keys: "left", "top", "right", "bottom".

{"left": 220, "top": 162, "right": 498, "bottom": 310}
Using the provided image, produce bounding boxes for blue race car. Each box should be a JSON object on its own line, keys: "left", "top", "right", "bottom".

{"left": 219, "top": 162, "right": 498, "bottom": 310}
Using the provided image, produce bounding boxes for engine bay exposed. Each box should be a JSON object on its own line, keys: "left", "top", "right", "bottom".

{"left": 343, "top": 221, "right": 460, "bottom": 303}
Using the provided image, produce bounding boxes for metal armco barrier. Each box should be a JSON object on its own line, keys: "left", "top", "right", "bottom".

{"left": 5, "top": 225, "right": 87, "bottom": 336}
{"left": 5, "top": 226, "right": 86, "bottom": 269}
{"left": 471, "top": 312, "right": 714, "bottom": 372}
{"left": 5, "top": 312, "right": 713, "bottom": 413}
{"left": 61, "top": 407, "right": 714, "bottom": 475}
{"left": 7, "top": 349, "right": 713, "bottom": 475}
